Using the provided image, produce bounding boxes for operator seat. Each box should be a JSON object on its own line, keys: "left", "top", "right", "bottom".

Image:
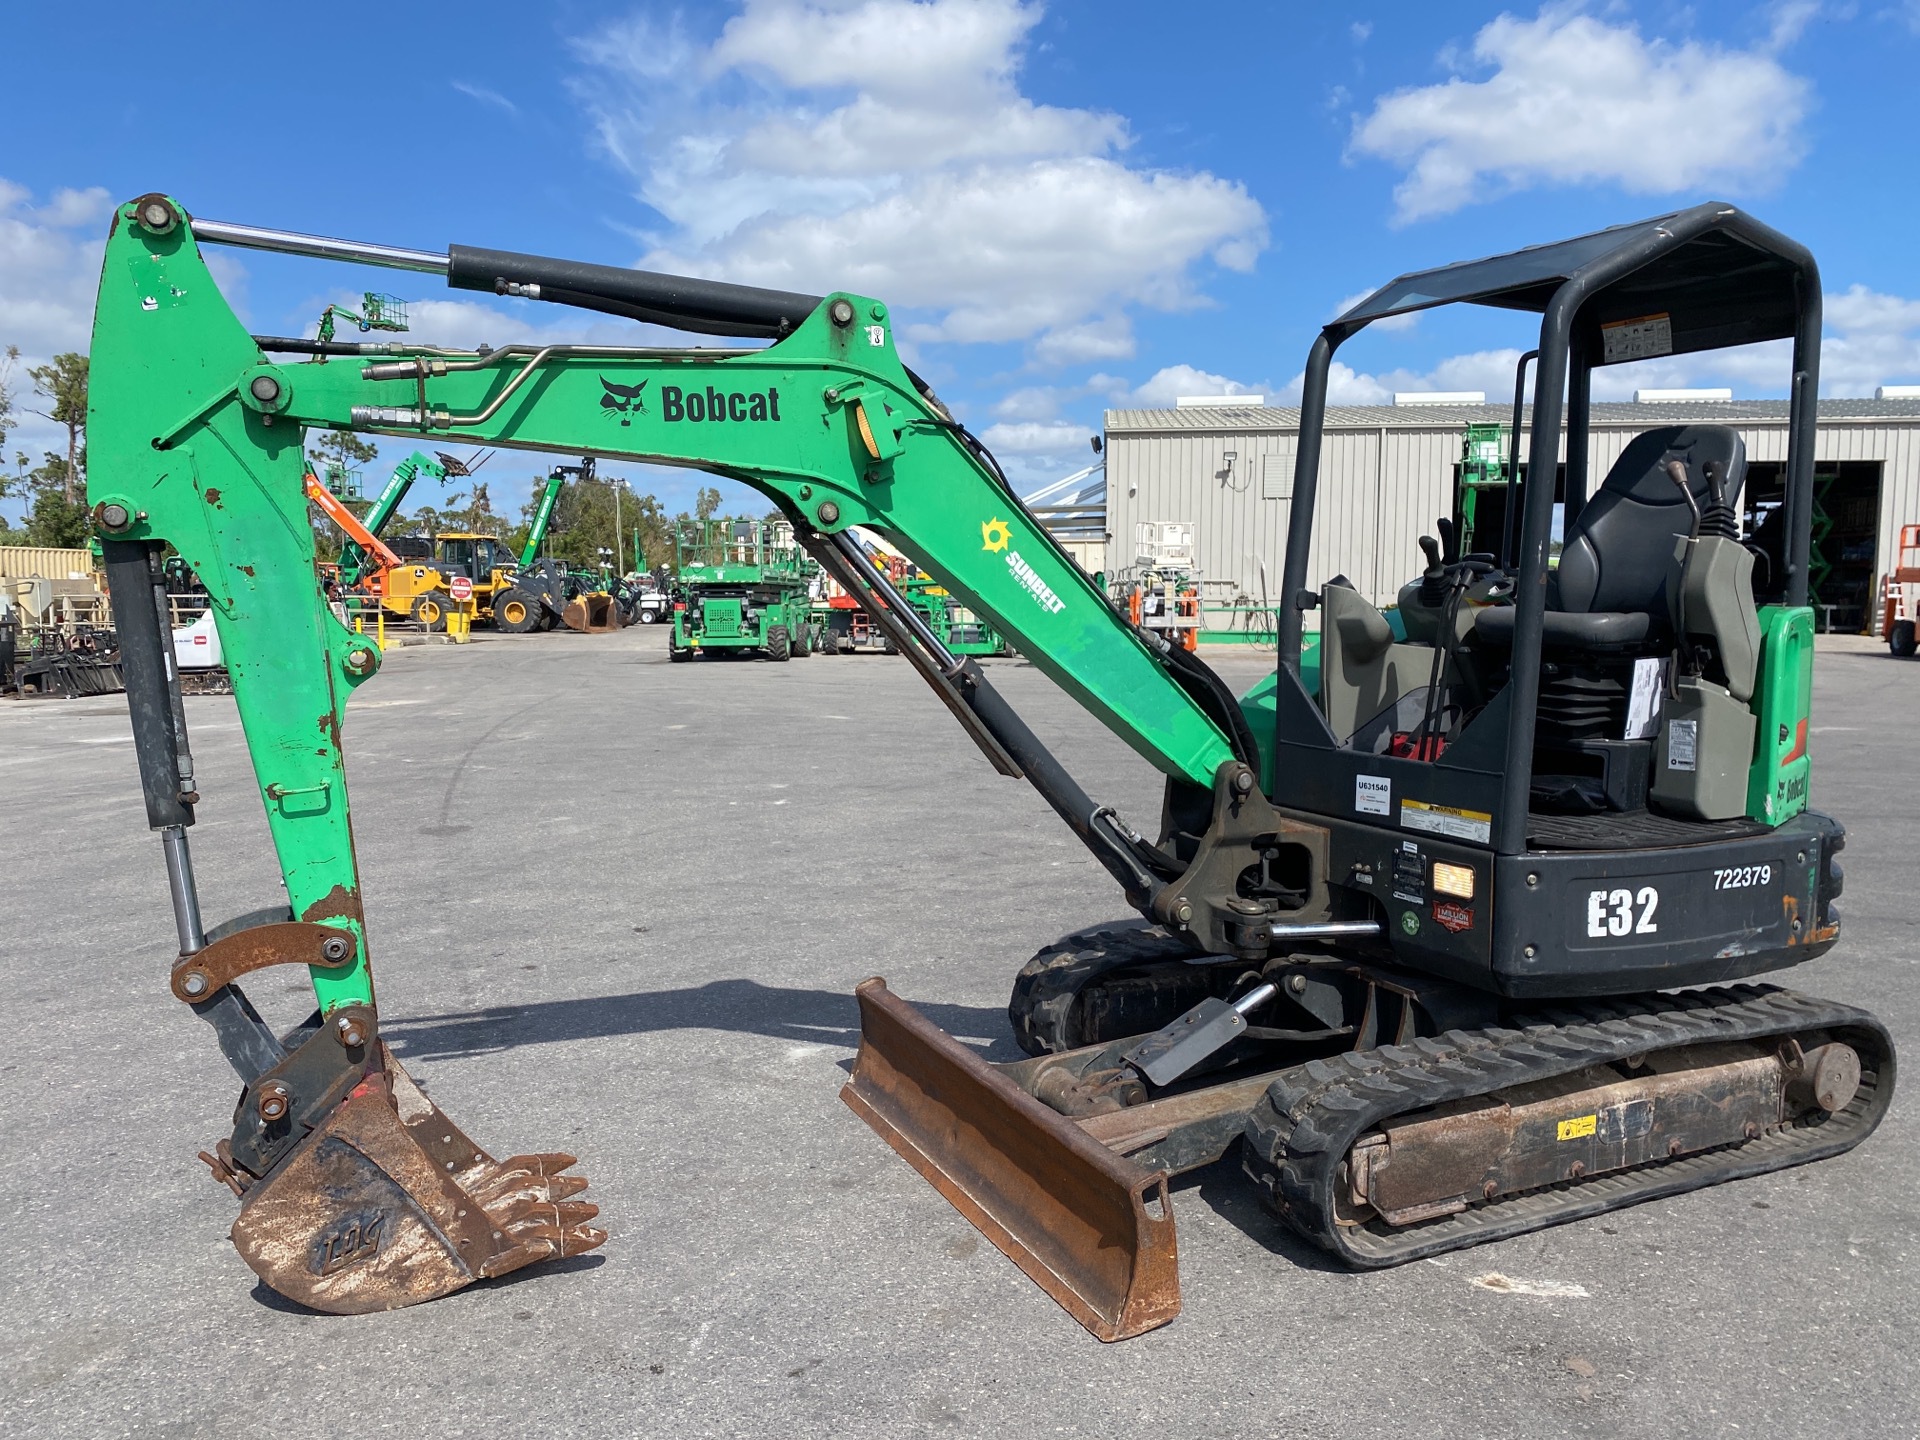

{"left": 1474, "top": 425, "right": 1746, "bottom": 652}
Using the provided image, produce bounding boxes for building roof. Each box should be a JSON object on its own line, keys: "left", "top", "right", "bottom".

{"left": 1105, "top": 397, "right": 1920, "bottom": 433}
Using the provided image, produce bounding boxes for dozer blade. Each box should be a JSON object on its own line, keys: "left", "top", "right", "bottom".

{"left": 841, "top": 978, "right": 1180, "bottom": 1341}
{"left": 562, "top": 594, "right": 619, "bottom": 633}
{"left": 228, "top": 1046, "right": 604, "bottom": 1314}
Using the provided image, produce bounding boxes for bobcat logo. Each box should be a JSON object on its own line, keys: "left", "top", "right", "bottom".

{"left": 600, "top": 377, "right": 649, "bottom": 426}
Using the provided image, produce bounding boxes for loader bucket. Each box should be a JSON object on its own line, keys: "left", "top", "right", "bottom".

{"left": 841, "top": 978, "right": 1180, "bottom": 1341}
{"left": 562, "top": 593, "right": 619, "bottom": 633}
{"left": 227, "top": 1046, "right": 604, "bottom": 1314}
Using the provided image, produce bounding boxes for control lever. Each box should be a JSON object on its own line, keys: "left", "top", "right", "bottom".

{"left": 1664, "top": 457, "right": 1705, "bottom": 684}
{"left": 1417, "top": 535, "right": 1447, "bottom": 605}
{"left": 1436, "top": 515, "right": 1460, "bottom": 565}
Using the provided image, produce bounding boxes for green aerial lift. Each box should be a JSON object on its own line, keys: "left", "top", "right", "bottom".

{"left": 88, "top": 196, "right": 1890, "bottom": 1339}
{"left": 335, "top": 449, "right": 473, "bottom": 587}
{"left": 313, "top": 291, "right": 408, "bottom": 354}
{"left": 1456, "top": 420, "right": 1513, "bottom": 557}
{"left": 669, "top": 518, "right": 824, "bottom": 660}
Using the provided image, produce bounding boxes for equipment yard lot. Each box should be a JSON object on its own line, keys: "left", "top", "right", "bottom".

{"left": 4, "top": 629, "right": 1914, "bottom": 1438}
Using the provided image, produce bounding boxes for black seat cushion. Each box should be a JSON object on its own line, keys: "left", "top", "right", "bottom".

{"left": 1472, "top": 606, "right": 1650, "bottom": 648}
{"left": 1557, "top": 425, "right": 1745, "bottom": 624}
{"left": 1473, "top": 424, "right": 1744, "bottom": 654}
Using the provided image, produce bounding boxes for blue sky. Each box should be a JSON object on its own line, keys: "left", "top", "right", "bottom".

{"left": 5, "top": 0, "right": 1919, "bottom": 526}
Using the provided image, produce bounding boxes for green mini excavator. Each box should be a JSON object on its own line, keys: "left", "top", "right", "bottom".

{"left": 89, "top": 195, "right": 1891, "bottom": 1334}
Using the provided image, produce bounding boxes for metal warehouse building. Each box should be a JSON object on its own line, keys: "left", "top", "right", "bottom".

{"left": 1101, "top": 398, "right": 1920, "bottom": 634}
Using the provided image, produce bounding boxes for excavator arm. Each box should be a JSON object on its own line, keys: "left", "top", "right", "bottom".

{"left": 89, "top": 194, "right": 1252, "bottom": 1325}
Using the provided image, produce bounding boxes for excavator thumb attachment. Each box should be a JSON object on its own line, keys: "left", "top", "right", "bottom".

{"left": 841, "top": 978, "right": 1180, "bottom": 1341}
{"left": 226, "top": 1046, "right": 604, "bottom": 1314}
{"left": 562, "top": 594, "right": 619, "bottom": 633}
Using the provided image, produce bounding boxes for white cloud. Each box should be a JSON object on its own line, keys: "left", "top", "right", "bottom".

{"left": 978, "top": 419, "right": 1095, "bottom": 454}
{"left": 0, "top": 181, "right": 114, "bottom": 468}
{"left": 1126, "top": 363, "right": 1264, "bottom": 408}
{"left": 0, "top": 181, "right": 106, "bottom": 362}
{"left": 1350, "top": 7, "right": 1812, "bottom": 222}
{"left": 1333, "top": 288, "right": 1417, "bottom": 333}
{"left": 1823, "top": 284, "right": 1920, "bottom": 391}
{"left": 1280, "top": 287, "right": 1920, "bottom": 405}
{"left": 451, "top": 80, "right": 519, "bottom": 116}
{"left": 570, "top": 0, "right": 1267, "bottom": 358}
{"left": 1031, "top": 313, "right": 1137, "bottom": 365}
{"left": 992, "top": 385, "right": 1066, "bottom": 421}
{"left": 1587, "top": 285, "right": 1920, "bottom": 397}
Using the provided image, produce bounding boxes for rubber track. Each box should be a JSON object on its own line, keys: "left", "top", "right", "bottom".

{"left": 1241, "top": 985, "right": 1895, "bottom": 1267}
{"left": 1007, "top": 925, "right": 1200, "bottom": 1056}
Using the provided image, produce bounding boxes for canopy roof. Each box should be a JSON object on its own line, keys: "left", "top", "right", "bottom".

{"left": 1334, "top": 202, "right": 1814, "bottom": 363}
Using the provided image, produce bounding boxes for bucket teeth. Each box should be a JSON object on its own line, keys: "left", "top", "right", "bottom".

{"left": 470, "top": 1162, "right": 594, "bottom": 1208}
{"left": 225, "top": 1047, "right": 604, "bottom": 1314}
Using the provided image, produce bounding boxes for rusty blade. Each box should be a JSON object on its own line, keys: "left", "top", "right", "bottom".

{"left": 841, "top": 977, "right": 1180, "bottom": 1342}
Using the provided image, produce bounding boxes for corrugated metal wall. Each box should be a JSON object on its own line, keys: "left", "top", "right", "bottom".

{"left": 1107, "top": 426, "right": 1454, "bottom": 610}
{"left": 0, "top": 546, "right": 95, "bottom": 580}
{"left": 1109, "top": 419, "right": 1920, "bottom": 618}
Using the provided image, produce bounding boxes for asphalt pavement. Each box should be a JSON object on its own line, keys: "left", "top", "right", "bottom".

{"left": 2, "top": 625, "right": 1914, "bottom": 1439}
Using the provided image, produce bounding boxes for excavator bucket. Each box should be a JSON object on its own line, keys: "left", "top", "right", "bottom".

{"left": 562, "top": 593, "right": 619, "bottom": 633}
{"left": 841, "top": 978, "right": 1181, "bottom": 1341}
{"left": 225, "top": 1046, "right": 604, "bottom": 1314}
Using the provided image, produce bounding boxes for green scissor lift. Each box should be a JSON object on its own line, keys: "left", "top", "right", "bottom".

{"left": 903, "top": 576, "right": 1010, "bottom": 657}
{"left": 669, "top": 519, "right": 826, "bottom": 661}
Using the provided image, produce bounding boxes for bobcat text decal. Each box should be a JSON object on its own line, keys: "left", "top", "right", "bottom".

{"left": 661, "top": 384, "right": 782, "bottom": 423}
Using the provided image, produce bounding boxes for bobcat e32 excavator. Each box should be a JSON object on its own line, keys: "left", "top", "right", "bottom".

{"left": 88, "top": 195, "right": 1892, "bottom": 1336}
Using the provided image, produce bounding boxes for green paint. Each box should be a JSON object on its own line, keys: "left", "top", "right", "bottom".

{"left": 1745, "top": 605, "right": 1815, "bottom": 825}
{"left": 89, "top": 196, "right": 1239, "bottom": 1020}
{"left": 1233, "top": 633, "right": 1319, "bottom": 797}
{"left": 90, "top": 200, "right": 380, "bottom": 1011}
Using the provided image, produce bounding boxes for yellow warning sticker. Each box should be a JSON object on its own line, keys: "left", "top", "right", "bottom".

{"left": 1557, "top": 1114, "right": 1598, "bottom": 1142}
{"left": 1399, "top": 798, "right": 1492, "bottom": 845}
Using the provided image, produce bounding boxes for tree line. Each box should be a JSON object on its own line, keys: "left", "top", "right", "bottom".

{"left": 0, "top": 348, "right": 90, "bottom": 547}
{"left": 1, "top": 346, "right": 756, "bottom": 570}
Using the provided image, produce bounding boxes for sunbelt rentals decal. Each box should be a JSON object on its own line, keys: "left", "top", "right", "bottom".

{"left": 983, "top": 517, "right": 1065, "bottom": 615}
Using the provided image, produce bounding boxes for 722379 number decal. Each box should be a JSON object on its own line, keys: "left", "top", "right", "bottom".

{"left": 1713, "top": 865, "right": 1772, "bottom": 890}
